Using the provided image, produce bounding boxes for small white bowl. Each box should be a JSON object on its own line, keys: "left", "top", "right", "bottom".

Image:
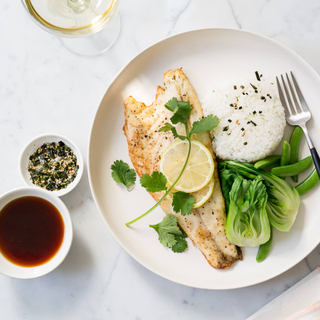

{"left": 0, "top": 187, "right": 73, "bottom": 279}
{"left": 19, "top": 133, "right": 84, "bottom": 197}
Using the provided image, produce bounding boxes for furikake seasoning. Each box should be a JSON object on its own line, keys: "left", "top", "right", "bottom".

{"left": 28, "top": 141, "right": 79, "bottom": 191}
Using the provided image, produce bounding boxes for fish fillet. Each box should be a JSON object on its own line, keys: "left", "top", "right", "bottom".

{"left": 123, "top": 69, "right": 242, "bottom": 269}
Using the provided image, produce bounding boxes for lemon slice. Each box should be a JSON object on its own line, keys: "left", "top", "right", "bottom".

{"left": 160, "top": 140, "right": 214, "bottom": 193}
{"left": 192, "top": 178, "right": 214, "bottom": 208}
{"left": 167, "top": 178, "right": 214, "bottom": 208}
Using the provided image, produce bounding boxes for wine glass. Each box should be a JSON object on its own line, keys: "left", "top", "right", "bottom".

{"left": 21, "top": 0, "right": 121, "bottom": 56}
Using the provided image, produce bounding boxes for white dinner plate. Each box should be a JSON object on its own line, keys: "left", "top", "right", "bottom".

{"left": 88, "top": 28, "right": 320, "bottom": 289}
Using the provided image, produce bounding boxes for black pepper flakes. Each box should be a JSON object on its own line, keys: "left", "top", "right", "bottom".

{"left": 223, "top": 126, "right": 229, "bottom": 131}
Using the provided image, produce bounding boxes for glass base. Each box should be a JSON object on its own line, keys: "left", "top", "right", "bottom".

{"left": 59, "top": 13, "right": 121, "bottom": 56}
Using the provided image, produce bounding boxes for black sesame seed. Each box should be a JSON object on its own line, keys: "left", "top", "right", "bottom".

{"left": 253, "top": 111, "right": 256, "bottom": 115}
{"left": 228, "top": 119, "right": 232, "bottom": 123}
{"left": 250, "top": 83, "right": 258, "bottom": 90}
{"left": 239, "top": 106, "right": 242, "bottom": 110}
{"left": 241, "top": 128, "right": 245, "bottom": 131}
{"left": 261, "top": 96, "right": 265, "bottom": 100}
{"left": 259, "top": 111, "right": 262, "bottom": 114}
{"left": 244, "top": 142, "right": 248, "bottom": 145}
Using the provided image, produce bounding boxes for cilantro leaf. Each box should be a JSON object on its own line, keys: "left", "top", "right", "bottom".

{"left": 150, "top": 215, "right": 182, "bottom": 248}
{"left": 158, "top": 122, "right": 174, "bottom": 132}
{"left": 172, "top": 191, "right": 195, "bottom": 216}
{"left": 111, "top": 160, "right": 136, "bottom": 191}
{"left": 159, "top": 122, "right": 187, "bottom": 140}
{"left": 190, "top": 115, "right": 219, "bottom": 135}
{"left": 164, "top": 97, "right": 179, "bottom": 112}
{"left": 165, "top": 98, "right": 191, "bottom": 126}
{"left": 172, "top": 232, "right": 188, "bottom": 253}
{"left": 140, "top": 171, "right": 167, "bottom": 193}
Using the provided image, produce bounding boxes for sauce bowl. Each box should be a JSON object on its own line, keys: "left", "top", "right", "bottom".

{"left": 0, "top": 187, "right": 73, "bottom": 279}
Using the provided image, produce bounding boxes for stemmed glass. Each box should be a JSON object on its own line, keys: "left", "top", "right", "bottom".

{"left": 21, "top": 0, "right": 121, "bottom": 56}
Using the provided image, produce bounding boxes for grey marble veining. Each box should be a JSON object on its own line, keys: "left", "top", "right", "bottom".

{"left": 1, "top": 0, "right": 320, "bottom": 319}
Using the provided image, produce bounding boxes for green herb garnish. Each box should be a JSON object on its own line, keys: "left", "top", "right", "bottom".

{"left": 172, "top": 191, "right": 196, "bottom": 216}
{"left": 150, "top": 215, "right": 188, "bottom": 253}
{"left": 111, "top": 160, "right": 136, "bottom": 191}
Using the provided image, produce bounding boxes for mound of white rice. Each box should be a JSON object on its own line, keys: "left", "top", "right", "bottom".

{"left": 202, "top": 79, "right": 286, "bottom": 163}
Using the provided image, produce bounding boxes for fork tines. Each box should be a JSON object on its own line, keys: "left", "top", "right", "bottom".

{"left": 276, "top": 72, "right": 310, "bottom": 119}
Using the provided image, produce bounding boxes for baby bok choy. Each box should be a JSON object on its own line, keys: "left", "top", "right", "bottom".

{"left": 225, "top": 176, "right": 271, "bottom": 247}
{"left": 220, "top": 161, "right": 300, "bottom": 232}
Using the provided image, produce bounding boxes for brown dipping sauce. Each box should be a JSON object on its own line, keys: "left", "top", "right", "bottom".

{"left": 0, "top": 196, "right": 64, "bottom": 267}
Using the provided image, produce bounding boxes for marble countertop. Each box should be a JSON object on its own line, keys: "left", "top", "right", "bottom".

{"left": 1, "top": 0, "right": 320, "bottom": 319}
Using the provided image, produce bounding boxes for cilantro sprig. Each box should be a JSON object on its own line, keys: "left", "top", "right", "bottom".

{"left": 111, "top": 160, "right": 136, "bottom": 191}
{"left": 150, "top": 215, "right": 188, "bottom": 253}
{"left": 125, "top": 98, "right": 219, "bottom": 226}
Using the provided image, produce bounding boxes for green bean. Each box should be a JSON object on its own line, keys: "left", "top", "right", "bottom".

{"left": 271, "top": 156, "right": 312, "bottom": 177}
{"left": 280, "top": 141, "right": 291, "bottom": 167}
{"left": 289, "top": 126, "right": 304, "bottom": 182}
{"left": 296, "top": 168, "right": 320, "bottom": 196}
{"left": 254, "top": 155, "right": 281, "bottom": 169}
{"left": 256, "top": 227, "right": 273, "bottom": 263}
{"left": 280, "top": 141, "right": 291, "bottom": 179}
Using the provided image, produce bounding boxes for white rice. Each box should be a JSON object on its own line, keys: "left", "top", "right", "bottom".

{"left": 202, "top": 78, "right": 286, "bottom": 163}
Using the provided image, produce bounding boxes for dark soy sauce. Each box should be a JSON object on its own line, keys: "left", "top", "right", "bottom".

{"left": 0, "top": 196, "right": 64, "bottom": 267}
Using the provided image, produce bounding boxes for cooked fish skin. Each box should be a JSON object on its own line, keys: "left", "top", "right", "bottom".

{"left": 123, "top": 69, "right": 242, "bottom": 269}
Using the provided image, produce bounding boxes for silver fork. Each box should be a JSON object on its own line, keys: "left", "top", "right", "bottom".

{"left": 276, "top": 72, "right": 320, "bottom": 179}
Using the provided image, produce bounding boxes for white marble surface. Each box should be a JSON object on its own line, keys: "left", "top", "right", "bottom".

{"left": 1, "top": 0, "right": 320, "bottom": 319}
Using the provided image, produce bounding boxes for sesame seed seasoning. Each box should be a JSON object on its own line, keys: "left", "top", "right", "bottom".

{"left": 27, "top": 141, "right": 79, "bottom": 191}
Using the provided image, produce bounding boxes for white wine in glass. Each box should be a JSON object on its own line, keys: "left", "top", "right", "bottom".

{"left": 22, "top": 0, "right": 120, "bottom": 55}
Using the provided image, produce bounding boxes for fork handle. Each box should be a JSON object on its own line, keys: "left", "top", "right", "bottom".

{"left": 310, "top": 148, "right": 320, "bottom": 179}
{"left": 300, "top": 125, "right": 320, "bottom": 179}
